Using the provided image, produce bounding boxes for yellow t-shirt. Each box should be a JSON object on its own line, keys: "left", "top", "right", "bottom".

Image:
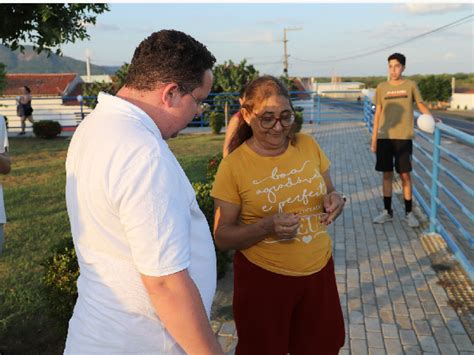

{"left": 211, "top": 133, "right": 332, "bottom": 276}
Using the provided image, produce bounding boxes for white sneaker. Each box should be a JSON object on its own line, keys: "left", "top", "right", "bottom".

{"left": 405, "top": 212, "right": 420, "bottom": 228}
{"left": 373, "top": 209, "right": 393, "bottom": 224}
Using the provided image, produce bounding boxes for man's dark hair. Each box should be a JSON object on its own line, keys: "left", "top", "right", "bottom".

{"left": 388, "top": 53, "right": 406, "bottom": 66}
{"left": 124, "top": 29, "right": 216, "bottom": 91}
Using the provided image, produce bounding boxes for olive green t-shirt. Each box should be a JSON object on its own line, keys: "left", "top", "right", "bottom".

{"left": 374, "top": 79, "right": 424, "bottom": 139}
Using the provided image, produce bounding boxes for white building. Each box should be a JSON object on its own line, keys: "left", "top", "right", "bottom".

{"left": 450, "top": 90, "right": 474, "bottom": 111}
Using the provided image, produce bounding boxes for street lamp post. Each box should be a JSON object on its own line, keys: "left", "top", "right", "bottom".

{"left": 77, "top": 95, "right": 84, "bottom": 121}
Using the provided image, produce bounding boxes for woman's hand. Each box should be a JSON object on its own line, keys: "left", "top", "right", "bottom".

{"left": 322, "top": 192, "right": 345, "bottom": 225}
{"left": 262, "top": 213, "right": 300, "bottom": 240}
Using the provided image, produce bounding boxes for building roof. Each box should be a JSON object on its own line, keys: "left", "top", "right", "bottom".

{"left": 454, "top": 88, "right": 474, "bottom": 94}
{"left": 3, "top": 73, "right": 79, "bottom": 97}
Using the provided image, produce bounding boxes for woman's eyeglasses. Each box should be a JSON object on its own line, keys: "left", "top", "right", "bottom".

{"left": 254, "top": 111, "right": 295, "bottom": 129}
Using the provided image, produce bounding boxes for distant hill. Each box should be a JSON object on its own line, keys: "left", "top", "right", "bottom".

{"left": 0, "top": 45, "right": 119, "bottom": 75}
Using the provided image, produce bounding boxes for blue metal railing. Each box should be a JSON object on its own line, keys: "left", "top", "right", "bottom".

{"left": 189, "top": 91, "right": 322, "bottom": 127}
{"left": 1, "top": 91, "right": 365, "bottom": 131}
{"left": 364, "top": 97, "right": 474, "bottom": 280}
{"left": 183, "top": 90, "right": 363, "bottom": 126}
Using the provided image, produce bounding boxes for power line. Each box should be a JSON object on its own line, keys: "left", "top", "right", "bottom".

{"left": 292, "top": 14, "right": 473, "bottom": 64}
{"left": 206, "top": 40, "right": 279, "bottom": 44}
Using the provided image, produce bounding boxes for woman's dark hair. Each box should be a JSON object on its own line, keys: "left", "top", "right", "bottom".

{"left": 228, "top": 75, "right": 295, "bottom": 154}
{"left": 388, "top": 53, "right": 406, "bottom": 66}
{"left": 23, "top": 86, "right": 31, "bottom": 93}
{"left": 124, "top": 29, "right": 216, "bottom": 91}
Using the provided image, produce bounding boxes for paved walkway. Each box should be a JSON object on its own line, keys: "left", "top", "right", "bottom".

{"left": 211, "top": 120, "right": 474, "bottom": 354}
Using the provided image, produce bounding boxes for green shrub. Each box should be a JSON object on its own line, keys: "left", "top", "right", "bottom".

{"left": 206, "top": 153, "right": 223, "bottom": 182}
{"left": 193, "top": 180, "right": 232, "bottom": 280}
{"left": 42, "top": 238, "right": 79, "bottom": 326}
{"left": 294, "top": 111, "right": 303, "bottom": 133}
{"left": 33, "top": 120, "right": 62, "bottom": 139}
{"left": 209, "top": 111, "right": 225, "bottom": 134}
{"left": 193, "top": 181, "right": 214, "bottom": 227}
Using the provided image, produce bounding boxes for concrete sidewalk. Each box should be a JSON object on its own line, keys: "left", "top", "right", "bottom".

{"left": 211, "top": 121, "right": 473, "bottom": 354}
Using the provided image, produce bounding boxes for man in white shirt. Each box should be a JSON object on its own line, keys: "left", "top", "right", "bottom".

{"left": 0, "top": 115, "right": 11, "bottom": 255}
{"left": 64, "top": 30, "right": 222, "bottom": 354}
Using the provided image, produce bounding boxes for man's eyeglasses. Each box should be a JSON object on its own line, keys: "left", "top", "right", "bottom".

{"left": 180, "top": 86, "right": 206, "bottom": 113}
{"left": 254, "top": 111, "right": 295, "bottom": 129}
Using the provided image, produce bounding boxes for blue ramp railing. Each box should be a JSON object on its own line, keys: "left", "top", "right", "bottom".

{"left": 1, "top": 91, "right": 366, "bottom": 132}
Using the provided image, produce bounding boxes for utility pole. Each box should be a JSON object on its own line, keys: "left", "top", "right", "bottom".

{"left": 283, "top": 27, "right": 302, "bottom": 78}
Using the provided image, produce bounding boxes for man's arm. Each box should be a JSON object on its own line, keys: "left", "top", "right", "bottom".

{"left": 141, "top": 270, "right": 223, "bottom": 355}
{"left": 371, "top": 104, "right": 382, "bottom": 153}
{"left": 0, "top": 153, "right": 11, "bottom": 174}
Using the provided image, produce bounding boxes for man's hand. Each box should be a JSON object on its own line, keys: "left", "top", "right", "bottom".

{"left": 370, "top": 140, "right": 377, "bottom": 153}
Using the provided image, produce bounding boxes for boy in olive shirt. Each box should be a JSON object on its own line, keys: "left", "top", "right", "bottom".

{"left": 371, "top": 53, "right": 432, "bottom": 227}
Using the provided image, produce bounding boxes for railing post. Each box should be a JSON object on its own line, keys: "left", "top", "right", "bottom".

{"left": 317, "top": 95, "right": 321, "bottom": 124}
{"left": 429, "top": 126, "right": 442, "bottom": 233}
{"left": 80, "top": 100, "right": 84, "bottom": 120}
{"left": 363, "top": 98, "right": 368, "bottom": 126}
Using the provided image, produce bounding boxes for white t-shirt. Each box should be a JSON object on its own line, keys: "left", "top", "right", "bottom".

{"left": 64, "top": 93, "right": 216, "bottom": 353}
{"left": 0, "top": 115, "right": 9, "bottom": 223}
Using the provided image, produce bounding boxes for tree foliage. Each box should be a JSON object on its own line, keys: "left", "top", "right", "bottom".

{"left": 0, "top": 4, "right": 109, "bottom": 55}
{"left": 212, "top": 59, "right": 259, "bottom": 94}
{"left": 418, "top": 75, "right": 452, "bottom": 103}
{"left": 82, "top": 63, "right": 129, "bottom": 108}
{"left": 210, "top": 60, "right": 258, "bottom": 118}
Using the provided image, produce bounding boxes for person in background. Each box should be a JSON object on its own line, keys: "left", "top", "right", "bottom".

{"left": 0, "top": 115, "right": 11, "bottom": 255}
{"left": 64, "top": 30, "right": 222, "bottom": 354}
{"left": 212, "top": 75, "right": 345, "bottom": 355}
{"left": 17, "top": 86, "right": 34, "bottom": 135}
{"left": 371, "top": 53, "right": 432, "bottom": 227}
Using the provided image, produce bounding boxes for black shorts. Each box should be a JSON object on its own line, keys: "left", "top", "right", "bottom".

{"left": 375, "top": 139, "right": 413, "bottom": 173}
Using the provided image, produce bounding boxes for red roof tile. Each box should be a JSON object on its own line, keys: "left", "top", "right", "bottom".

{"left": 3, "top": 73, "right": 79, "bottom": 96}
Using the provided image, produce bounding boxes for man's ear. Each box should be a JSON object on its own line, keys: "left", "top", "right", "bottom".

{"left": 161, "top": 83, "right": 180, "bottom": 108}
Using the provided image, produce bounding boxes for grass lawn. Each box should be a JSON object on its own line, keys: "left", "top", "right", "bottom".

{"left": 0, "top": 133, "right": 224, "bottom": 354}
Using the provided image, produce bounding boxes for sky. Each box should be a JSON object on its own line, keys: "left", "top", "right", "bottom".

{"left": 59, "top": 2, "right": 474, "bottom": 78}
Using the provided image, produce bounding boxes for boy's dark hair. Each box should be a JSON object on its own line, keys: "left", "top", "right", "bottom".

{"left": 388, "top": 53, "right": 406, "bottom": 66}
{"left": 23, "top": 86, "right": 31, "bottom": 93}
{"left": 124, "top": 29, "right": 216, "bottom": 91}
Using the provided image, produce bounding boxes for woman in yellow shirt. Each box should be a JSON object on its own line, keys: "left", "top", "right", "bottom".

{"left": 211, "top": 75, "right": 345, "bottom": 354}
